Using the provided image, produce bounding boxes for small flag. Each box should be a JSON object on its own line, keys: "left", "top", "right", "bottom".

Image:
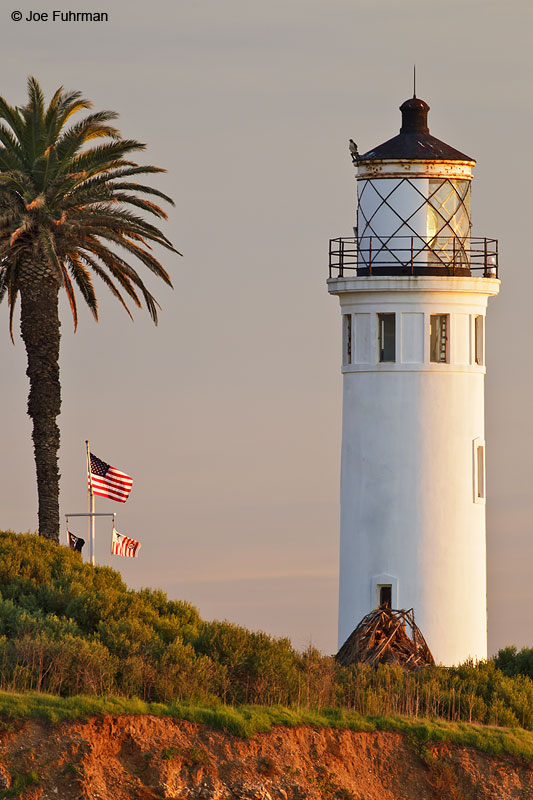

{"left": 89, "top": 453, "right": 133, "bottom": 503}
{"left": 68, "top": 531, "right": 85, "bottom": 553}
{"left": 111, "top": 527, "right": 141, "bottom": 558}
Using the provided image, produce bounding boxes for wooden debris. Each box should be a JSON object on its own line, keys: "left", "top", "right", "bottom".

{"left": 335, "top": 607, "right": 435, "bottom": 670}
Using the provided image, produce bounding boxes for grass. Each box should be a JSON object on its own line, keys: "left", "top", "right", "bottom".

{"left": 0, "top": 690, "right": 532, "bottom": 760}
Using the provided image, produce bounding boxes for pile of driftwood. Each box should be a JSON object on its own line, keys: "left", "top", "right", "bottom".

{"left": 335, "top": 607, "right": 435, "bottom": 670}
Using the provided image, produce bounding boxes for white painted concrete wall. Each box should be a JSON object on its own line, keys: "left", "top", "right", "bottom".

{"left": 328, "top": 276, "right": 500, "bottom": 666}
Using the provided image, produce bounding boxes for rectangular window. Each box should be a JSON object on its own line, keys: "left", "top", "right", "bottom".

{"left": 343, "top": 314, "right": 352, "bottom": 365}
{"left": 379, "top": 585, "right": 392, "bottom": 608}
{"left": 475, "top": 315, "right": 484, "bottom": 365}
{"left": 378, "top": 313, "right": 395, "bottom": 362}
{"left": 477, "top": 445, "right": 485, "bottom": 499}
{"left": 430, "top": 314, "right": 448, "bottom": 363}
{"left": 473, "top": 438, "right": 486, "bottom": 503}
{"left": 372, "top": 575, "right": 399, "bottom": 610}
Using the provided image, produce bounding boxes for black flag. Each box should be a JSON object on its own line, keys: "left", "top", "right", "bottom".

{"left": 68, "top": 531, "right": 85, "bottom": 553}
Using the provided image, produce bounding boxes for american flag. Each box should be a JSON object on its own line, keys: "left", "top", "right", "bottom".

{"left": 111, "top": 527, "right": 141, "bottom": 558}
{"left": 88, "top": 453, "right": 133, "bottom": 503}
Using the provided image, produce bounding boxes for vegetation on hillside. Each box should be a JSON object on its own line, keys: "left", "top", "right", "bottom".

{"left": 494, "top": 646, "right": 533, "bottom": 682}
{"left": 0, "top": 530, "right": 533, "bottom": 733}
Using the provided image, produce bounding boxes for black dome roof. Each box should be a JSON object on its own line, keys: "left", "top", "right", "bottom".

{"left": 358, "top": 97, "right": 474, "bottom": 163}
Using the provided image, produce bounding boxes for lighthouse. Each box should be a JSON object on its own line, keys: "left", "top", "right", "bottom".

{"left": 328, "top": 96, "right": 500, "bottom": 666}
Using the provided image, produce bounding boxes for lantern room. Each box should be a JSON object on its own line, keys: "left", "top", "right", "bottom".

{"left": 330, "top": 97, "right": 498, "bottom": 278}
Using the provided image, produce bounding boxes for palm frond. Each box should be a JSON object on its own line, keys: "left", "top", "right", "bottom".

{"left": 64, "top": 177, "right": 174, "bottom": 208}
{"left": 86, "top": 245, "right": 160, "bottom": 323}
{"left": 109, "top": 182, "right": 174, "bottom": 205}
{"left": 64, "top": 139, "right": 146, "bottom": 176}
{"left": 95, "top": 231, "right": 173, "bottom": 286}
{"left": 66, "top": 253, "right": 98, "bottom": 320}
{"left": 0, "top": 265, "right": 8, "bottom": 303}
{"left": 94, "top": 192, "right": 169, "bottom": 219}
{"left": 53, "top": 93, "right": 93, "bottom": 132}
{"left": 27, "top": 77, "right": 45, "bottom": 118}
{"left": 67, "top": 205, "right": 177, "bottom": 250}
{"left": 6, "top": 257, "right": 22, "bottom": 340}
{"left": 60, "top": 261, "right": 78, "bottom": 329}
{"left": 79, "top": 251, "right": 136, "bottom": 320}
{"left": 31, "top": 144, "right": 58, "bottom": 191}
{"left": 78, "top": 236, "right": 163, "bottom": 324}
{"left": 22, "top": 77, "right": 47, "bottom": 161}
{"left": 54, "top": 110, "right": 120, "bottom": 166}
{"left": 0, "top": 98, "right": 24, "bottom": 144}
{"left": 0, "top": 124, "right": 25, "bottom": 165}
{"left": 0, "top": 148, "right": 30, "bottom": 176}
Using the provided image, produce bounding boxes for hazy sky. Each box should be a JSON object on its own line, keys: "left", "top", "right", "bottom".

{"left": 1, "top": 0, "right": 531, "bottom": 655}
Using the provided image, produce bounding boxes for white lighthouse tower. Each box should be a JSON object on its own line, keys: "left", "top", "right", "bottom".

{"left": 329, "top": 96, "right": 500, "bottom": 666}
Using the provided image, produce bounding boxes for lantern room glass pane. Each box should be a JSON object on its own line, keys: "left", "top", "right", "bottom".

{"left": 427, "top": 179, "right": 471, "bottom": 266}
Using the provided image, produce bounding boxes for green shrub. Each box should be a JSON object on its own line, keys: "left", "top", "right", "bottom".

{"left": 2, "top": 530, "right": 533, "bottom": 741}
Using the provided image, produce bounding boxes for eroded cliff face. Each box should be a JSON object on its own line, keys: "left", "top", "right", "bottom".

{"left": 0, "top": 716, "right": 531, "bottom": 800}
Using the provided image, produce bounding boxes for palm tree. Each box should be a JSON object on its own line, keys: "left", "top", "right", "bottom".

{"left": 0, "top": 77, "right": 178, "bottom": 542}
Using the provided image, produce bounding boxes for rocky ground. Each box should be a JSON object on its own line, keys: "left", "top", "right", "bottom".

{"left": 0, "top": 715, "right": 532, "bottom": 799}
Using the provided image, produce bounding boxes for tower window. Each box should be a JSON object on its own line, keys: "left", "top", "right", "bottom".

{"left": 378, "top": 313, "right": 395, "bottom": 362}
{"left": 477, "top": 445, "right": 485, "bottom": 499}
{"left": 379, "top": 585, "right": 392, "bottom": 608}
{"left": 473, "top": 438, "right": 486, "bottom": 503}
{"left": 343, "top": 314, "right": 352, "bottom": 365}
{"left": 430, "top": 314, "right": 448, "bottom": 363}
{"left": 475, "top": 315, "right": 484, "bottom": 365}
{"left": 372, "top": 574, "right": 399, "bottom": 610}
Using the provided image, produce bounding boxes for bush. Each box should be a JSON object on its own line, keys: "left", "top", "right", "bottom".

{"left": 1, "top": 530, "right": 533, "bottom": 734}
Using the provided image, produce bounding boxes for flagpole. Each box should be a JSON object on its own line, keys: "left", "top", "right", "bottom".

{"left": 90, "top": 489, "right": 95, "bottom": 566}
{"left": 86, "top": 440, "right": 90, "bottom": 562}
{"left": 111, "top": 513, "right": 116, "bottom": 557}
{"left": 86, "top": 440, "right": 95, "bottom": 566}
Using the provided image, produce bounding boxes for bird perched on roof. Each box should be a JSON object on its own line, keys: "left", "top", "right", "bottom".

{"left": 349, "top": 139, "right": 359, "bottom": 165}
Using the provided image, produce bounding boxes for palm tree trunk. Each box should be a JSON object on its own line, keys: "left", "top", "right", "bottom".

{"left": 19, "top": 276, "right": 61, "bottom": 542}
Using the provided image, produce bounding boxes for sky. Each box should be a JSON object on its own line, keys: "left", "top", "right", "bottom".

{"left": 0, "top": 0, "right": 531, "bottom": 656}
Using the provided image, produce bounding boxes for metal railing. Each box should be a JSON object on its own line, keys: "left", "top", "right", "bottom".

{"left": 329, "top": 236, "right": 499, "bottom": 279}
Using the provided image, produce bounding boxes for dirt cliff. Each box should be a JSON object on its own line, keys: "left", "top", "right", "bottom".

{"left": 0, "top": 715, "right": 531, "bottom": 799}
